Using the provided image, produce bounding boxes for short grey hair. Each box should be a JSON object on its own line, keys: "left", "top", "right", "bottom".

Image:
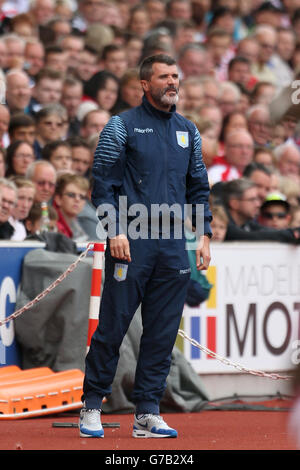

{"left": 273, "top": 141, "right": 300, "bottom": 162}
{"left": 219, "top": 81, "right": 241, "bottom": 102}
{"left": 25, "top": 160, "right": 57, "bottom": 181}
{"left": 0, "top": 177, "right": 18, "bottom": 196}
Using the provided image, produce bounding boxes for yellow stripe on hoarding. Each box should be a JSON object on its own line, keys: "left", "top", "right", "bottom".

{"left": 206, "top": 266, "right": 216, "bottom": 309}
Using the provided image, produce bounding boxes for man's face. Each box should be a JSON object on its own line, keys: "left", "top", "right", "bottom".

{"left": 169, "top": 0, "right": 192, "bottom": 20}
{"left": 13, "top": 186, "right": 35, "bottom": 220}
{"left": 142, "top": 62, "right": 179, "bottom": 110}
{"left": 225, "top": 132, "right": 254, "bottom": 172}
{"left": 32, "top": 165, "right": 57, "bottom": 202}
{"left": 6, "top": 74, "right": 31, "bottom": 112}
{"left": 237, "top": 41, "right": 259, "bottom": 64}
{"left": 71, "top": 146, "right": 91, "bottom": 176}
{"left": 277, "top": 31, "right": 295, "bottom": 61}
{"left": 80, "top": 111, "right": 110, "bottom": 138}
{"left": 248, "top": 110, "right": 272, "bottom": 145}
{"left": 254, "top": 84, "right": 276, "bottom": 105}
{"left": 146, "top": 0, "right": 166, "bottom": 26}
{"left": 278, "top": 148, "right": 300, "bottom": 178}
{"left": 199, "top": 107, "right": 223, "bottom": 139}
{"left": 45, "top": 52, "right": 69, "bottom": 73}
{"left": 249, "top": 170, "right": 271, "bottom": 204}
{"left": 257, "top": 33, "right": 276, "bottom": 63}
{"left": 11, "top": 125, "right": 36, "bottom": 146}
{"left": 183, "top": 84, "right": 204, "bottom": 111}
{"left": 25, "top": 43, "right": 45, "bottom": 76}
{"left": 228, "top": 62, "right": 251, "bottom": 87}
{"left": 219, "top": 89, "right": 239, "bottom": 117}
{"left": 121, "top": 78, "right": 143, "bottom": 108}
{"left": 125, "top": 38, "right": 143, "bottom": 68}
{"left": 235, "top": 186, "right": 261, "bottom": 220}
{"left": 179, "top": 49, "right": 206, "bottom": 78}
{"left": 49, "top": 145, "right": 72, "bottom": 172}
{"left": 61, "top": 84, "right": 83, "bottom": 118}
{"left": 77, "top": 50, "right": 98, "bottom": 81}
{"left": 33, "top": 78, "right": 63, "bottom": 104}
{"left": 6, "top": 39, "right": 25, "bottom": 69}
{"left": 0, "top": 186, "right": 17, "bottom": 223}
{"left": 104, "top": 50, "right": 128, "bottom": 79}
{"left": 80, "top": 0, "right": 107, "bottom": 23}
{"left": 208, "top": 35, "right": 231, "bottom": 65}
{"left": 32, "top": 0, "right": 55, "bottom": 25}
{"left": 62, "top": 37, "right": 84, "bottom": 69}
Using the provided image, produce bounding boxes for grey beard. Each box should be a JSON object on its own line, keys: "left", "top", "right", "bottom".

{"left": 161, "top": 93, "right": 179, "bottom": 106}
{"left": 151, "top": 86, "right": 179, "bottom": 108}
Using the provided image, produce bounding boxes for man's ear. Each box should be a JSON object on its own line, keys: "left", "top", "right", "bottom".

{"left": 140, "top": 80, "right": 149, "bottom": 93}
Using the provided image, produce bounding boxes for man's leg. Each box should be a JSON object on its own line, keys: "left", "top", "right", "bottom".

{"left": 132, "top": 268, "right": 190, "bottom": 413}
{"left": 81, "top": 238, "right": 157, "bottom": 409}
{"left": 131, "top": 238, "right": 190, "bottom": 437}
{"left": 82, "top": 254, "right": 145, "bottom": 409}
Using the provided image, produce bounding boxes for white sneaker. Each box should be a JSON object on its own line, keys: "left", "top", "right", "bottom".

{"left": 79, "top": 407, "right": 104, "bottom": 438}
{"left": 132, "top": 414, "right": 177, "bottom": 438}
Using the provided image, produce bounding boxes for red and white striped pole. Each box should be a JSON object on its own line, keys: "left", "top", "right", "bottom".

{"left": 86, "top": 242, "right": 105, "bottom": 353}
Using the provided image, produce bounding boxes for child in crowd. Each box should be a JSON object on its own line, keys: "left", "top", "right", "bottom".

{"left": 210, "top": 204, "right": 229, "bottom": 242}
{"left": 258, "top": 193, "right": 291, "bottom": 230}
{"left": 25, "top": 202, "right": 58, "bottom": 235}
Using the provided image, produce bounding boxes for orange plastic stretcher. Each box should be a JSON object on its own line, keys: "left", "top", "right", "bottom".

{"left": 0, "top": 366, "right": 84, "bottom": 419}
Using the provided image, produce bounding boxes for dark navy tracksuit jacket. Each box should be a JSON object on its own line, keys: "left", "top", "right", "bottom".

{"left": 83, "top": 96, "right": 212, "bottom": 414}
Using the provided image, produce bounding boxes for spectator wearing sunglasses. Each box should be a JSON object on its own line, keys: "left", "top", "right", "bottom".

{"left": 259, "top": 192, "right": 291, "bottom": 230}
{"left": 53, "top": 172, "right": 89, "bottom": 242}
{"left": 33, "top": 104, "right": 67, "bottom": 159}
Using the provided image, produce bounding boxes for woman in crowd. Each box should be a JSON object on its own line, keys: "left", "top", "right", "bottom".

{"left": 83, "top": 70, "right": 119, "bottom": 113}
{"left": 5, "top": 140, "right": 35, "bottom": 178}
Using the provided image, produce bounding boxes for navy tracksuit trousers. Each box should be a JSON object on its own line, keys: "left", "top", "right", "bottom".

{"left": 82, "top": 234, "right": 191, "bottom": 415}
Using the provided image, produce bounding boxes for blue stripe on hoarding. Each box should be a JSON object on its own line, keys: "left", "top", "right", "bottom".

{"left": 191, "top": 316, "right": 200, "bottom": 359}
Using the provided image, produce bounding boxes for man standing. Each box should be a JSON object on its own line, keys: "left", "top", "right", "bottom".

{"left": 80, "top": 54, "right": 212, "bottom": 439}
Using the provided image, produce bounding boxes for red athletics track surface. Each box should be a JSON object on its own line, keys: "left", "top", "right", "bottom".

{"left": 0, "top": 400, "right": 297, "bottom": 451}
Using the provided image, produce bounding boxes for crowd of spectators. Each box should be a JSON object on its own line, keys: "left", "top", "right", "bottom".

{"left": 0, "top": 0, "right": 300, "bottom": 244}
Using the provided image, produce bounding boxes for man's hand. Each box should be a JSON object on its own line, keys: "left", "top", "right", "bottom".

{"left": 109, "top": 234, "right": 131, "bottom": 262}
{"left": 195, "top": 235, "right": 211, "bottom": 270}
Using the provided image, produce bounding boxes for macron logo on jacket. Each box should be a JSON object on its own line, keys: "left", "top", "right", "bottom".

{"left": 134, "top": 128, "right": 153, "bottom": 133}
